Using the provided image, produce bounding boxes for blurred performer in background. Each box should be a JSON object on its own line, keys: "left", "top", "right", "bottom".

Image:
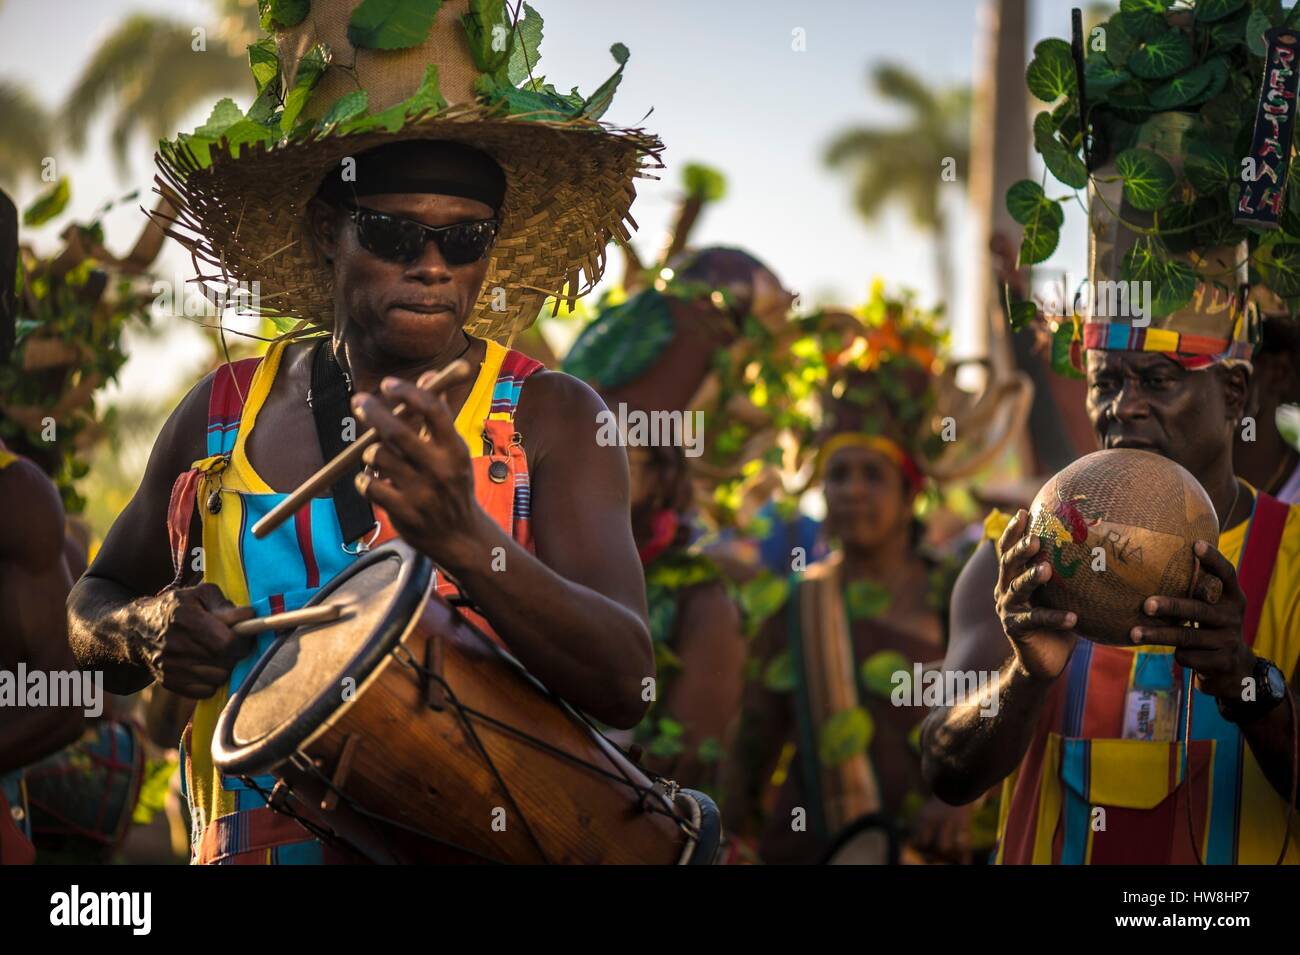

{"left": 0, "top": 188, "right": 86, "bottom": 864}
{"left": 724, "top": 302, "right": 1009, "bottom": 864}
{"left": 1235, "top": 297, "right": 1300, "bottom": 504}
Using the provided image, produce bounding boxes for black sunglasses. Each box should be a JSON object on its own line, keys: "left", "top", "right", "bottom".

{"left": 345, "top": 204, "right": 499, "bottom": 266}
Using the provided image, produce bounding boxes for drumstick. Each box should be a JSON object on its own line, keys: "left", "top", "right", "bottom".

{"left": 250, "top": 358, "right": 472, "bottom": 540}
{"left": 231, "top": 602, "right": 349, "bottom": 637}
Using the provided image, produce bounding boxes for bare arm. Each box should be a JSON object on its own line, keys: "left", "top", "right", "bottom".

{"left": 0, "top": 460, "right": 84, "bottom": 773}
{"left": 355, "top": 371, "right": 654, "bottom": 728}
{"left": 921, "top": 511, "right": 1079, "bottom": 805}
{"left": 67, "top": 374, "right": 253, "bottom": 699}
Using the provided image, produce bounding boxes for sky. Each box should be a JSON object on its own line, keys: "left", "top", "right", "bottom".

{"left": 0, "top": 0, "right": 1093, "bottom": 404}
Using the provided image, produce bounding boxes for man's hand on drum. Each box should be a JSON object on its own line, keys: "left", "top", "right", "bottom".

{"left": 994, "top": 509, "right": 1079, "bottom": 682}
{"left": 137, "top": 583, "right": 254, "bottom": 699}
{"left": 1131, "top": 540, "right": 1254, "bottom": 701}
{"left": 352, "top": 375, "right": 481, "bottom": 562}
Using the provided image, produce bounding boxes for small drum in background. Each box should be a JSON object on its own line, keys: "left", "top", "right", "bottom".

{"left": 25, "top": 720, "right": 145, "bottom": 863}
{"left": 820, "top": 813, "right": 901, "bottom": 865}
{"left": 213, "top": 541, "right": 720, "bottom": 865}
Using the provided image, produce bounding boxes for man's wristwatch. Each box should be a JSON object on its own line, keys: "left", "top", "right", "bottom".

{"left": 1216, "top": 657, "right": 1289, "bottom": 726}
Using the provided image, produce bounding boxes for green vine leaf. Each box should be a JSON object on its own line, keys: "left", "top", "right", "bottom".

{"left": 1051, "top": 319, "right": 1085, "bottom": 379}
{"left": 1104, "top": 13, "right": 1142, "bottom": 69}
{"left": 562, "top": 288, "right": 675, "bottom": 388}
{"left": 1026, "top": 38, "right": 1076, "bottom": 103}
{"left": 1115, "top": 147, "right": 1176, "bottom": 210}
{"left": 1084, "top": 57, "right": 1130, "bottom": 95}
{"left": 1185, "top": 138, "right": 1236, "bottom": 195}
{"left": 248, "top": 37, "right": 280, "bottom": 95}
{"left": 1257, "top": 243, "right": 1300, "bottom": 298}
{"left": 260, "top": 0, "right": 309, "bottom": 31}
{"left": 1128, "top": 28, "right": 1193, "bottom": 80}
{"left": 1194, "top": 0, "right": 1246, "bottom": 23}
{"left": 1121, "top": 239, "right": 1196, "bottom": 317}
{"left": 348, "top": 0, "right": 443, "bottom": 51}
{"left": 581, "top": 42, "right": 629, "bottom": 121}
{"left": 1033, "top": 111, "right": 1089, "bottom": 189}
{"left": 1149, "top": 61, "right": 1216, "bottom": 109}
{"left": 1006, "top": 179, "right": 1064, "bottom": 229}
{"left": 316, "top": 89, "right": 369, "bottom": 132}
{"left": 1246, "top": 7, "right": 1273, "bottom": 57}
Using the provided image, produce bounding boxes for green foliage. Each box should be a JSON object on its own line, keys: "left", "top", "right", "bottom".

{"left": 132, "top": 757, "right": 177, "bottom": 826}
{"left": 763, "top": 649, "right": 797, "bottom": 692}
{"left": 859, "top": 649, "right": 910, "bottom": 698}
{"left": 1115, "top": 147, "right": 1175, "bottom": 210}
{"left": 844, "top": 579, "right": 891, "bottom": 620}
{"left": 348, "top": 0, "right": 443, "bottom": 50}
{"left": 506, "top": 1, "right": 544, "bottom": 85}
{"left": 683, "top": 162, "right": 728, "bottom": 202}
{"left": 736, "top": 571, "right": 790, "bottom": 637}
{"left": 22, "top": 177, "right": 70, "bottom": 226}
{"left": 562, "top": 288, "right": 675, "bottom": 389}
{"left": 818, "top": 707, "right": 874, "bottom": 767}
{"left": 281, "top": 43, "right": 331, "bottom": 132}
{"left": 2, "top": 185, "right": 154, "bottom": 513}
{"left": 461, "top": 0, "right": 510, "bottom": 77}
{"left": 1026, "top": 38, "right": 1076, "bottom": 103}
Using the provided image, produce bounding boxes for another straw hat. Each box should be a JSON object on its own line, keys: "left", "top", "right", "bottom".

{"left": 152, "top": 0, "right": 663, "bottom": 343}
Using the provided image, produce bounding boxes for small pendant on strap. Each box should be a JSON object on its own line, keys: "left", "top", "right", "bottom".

{"left": 488, "top": 460, "right": 509, "bottom": 484}
{"left": 207, "top": 489, "right": 222, "bottom": 514}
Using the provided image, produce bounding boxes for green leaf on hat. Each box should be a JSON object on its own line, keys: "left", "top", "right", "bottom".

{"left": 1026, "top": 38, "right": 1076, "bottom": 103}
{"left": 461, "top": 0, "right": 510, "bottom": 77}
{"left": 1246, "top": 7, "right": 1273, "bottom": 57}
{"left": 341, "top": 65, "right": 446, "bottom": 133}
{"left": 248, "top": 37, "right": 280, "bottom": 96}
{"left": 1121, "top": 238, "right": 1195, "bottom": 317}
{"left": 196, "top": 97, "right": 247, "bottom": 139}
{"left": 317, "top": 89, "right": 369, "bottom": 133}
{"left": 1115, "top": 147, "right": 1175, "bottom": 210}
{"left": 1006, "top": 179, "right": 1064, "bottom": 229}
{"left": 1128, "top": 29, "right": 1193, "bottom": 79}
{"left": 581, "top": 42, "right": 630, "bottom": 121}
{"left": 1195, "top": 0, "right": 1246, "bottom": 22}
{"left": 506, "top": 1, "right": 544, "bottom": 86}
{"left": 1033, "top": 111, "right": 1088, "bottom": 189}
{"left": 475, "top": 73, "right": 581, "bottom": 119}
{"left": 1185, "top": 138, "right": 1236, "bottom": 195}
{"left": 22, "top": 177, "right": 70, "bottom": 226}
{"left": 260, "top": 0, "right": 310, "bottom": 31}
{"left": 280, "top": 42, "right": 331, "bottom": 133}
{"left": 348, "top": 0, "right": 442, "bottom": 51}
{"left": 818, "top": 707, "right": 874, "bottom": 767}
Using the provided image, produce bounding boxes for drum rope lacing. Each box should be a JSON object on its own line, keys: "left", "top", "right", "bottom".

{"left": 239, "top": 647, "right": 702, "bottom": 864}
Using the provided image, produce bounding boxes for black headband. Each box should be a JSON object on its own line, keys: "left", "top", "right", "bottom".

{"left": 316, "top": 140, "right": 507, "bottom": 212}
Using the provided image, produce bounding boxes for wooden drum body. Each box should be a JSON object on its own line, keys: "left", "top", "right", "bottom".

{"left": 212, "top": 541, "right": 715, "bottom": 864}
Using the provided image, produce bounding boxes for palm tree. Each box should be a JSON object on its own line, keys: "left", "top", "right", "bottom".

{"left": 824, "top": 64, "right": 972, "bottom": 313}
{"left": 0, "top": 81, "right": 54, "bottom": 190}
{"left": 61, "top": 0, "right": 259, "bottom": 170}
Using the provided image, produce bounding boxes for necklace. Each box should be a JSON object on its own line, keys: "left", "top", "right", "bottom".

{"left": 1225, "top": 478, "right": 1243, "bottom": 529}
{"left": 311, "top": 331, "right": 473, "bottom": 405}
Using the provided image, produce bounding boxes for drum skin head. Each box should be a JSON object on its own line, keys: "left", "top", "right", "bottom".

{"left": 212, "top": 540, "right": 432, "bottom": 776}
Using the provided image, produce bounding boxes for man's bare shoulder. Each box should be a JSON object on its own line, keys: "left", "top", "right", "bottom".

{"left": 513, "top": 368, "right": 608, "bottom": 462}
{"left": 0, "top": 457, "right": 65, "bottom": 566}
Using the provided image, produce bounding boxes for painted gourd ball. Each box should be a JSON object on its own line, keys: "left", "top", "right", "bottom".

{"left": 1025, "top": 449, "right": 1219, "bottom": 646}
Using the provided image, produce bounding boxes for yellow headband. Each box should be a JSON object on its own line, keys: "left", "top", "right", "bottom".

{"left": 813, "top": 433, "right": 923, "bottom": 490}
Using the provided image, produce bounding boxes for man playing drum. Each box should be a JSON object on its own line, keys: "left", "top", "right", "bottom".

{"left": 68, "top": 0, "right": 664, "bottom": 863}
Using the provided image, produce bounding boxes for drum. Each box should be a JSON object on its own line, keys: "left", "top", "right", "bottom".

{"left": 820, "top": 813, "right": 901, "bottom": 865}
{"left": 213, "top": 541, "right": 720, "bottom": 864}
{"left": 24, "top": 720, "right": 145, "bottom": 863}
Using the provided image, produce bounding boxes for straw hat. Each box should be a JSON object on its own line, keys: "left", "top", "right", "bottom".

{"left": 152, "top": 0, "right": 663, "bottom": 343}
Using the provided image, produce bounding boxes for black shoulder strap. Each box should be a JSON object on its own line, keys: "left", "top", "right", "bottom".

{"left": 310, "top": 338, "right": 375, "bottom": 543}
